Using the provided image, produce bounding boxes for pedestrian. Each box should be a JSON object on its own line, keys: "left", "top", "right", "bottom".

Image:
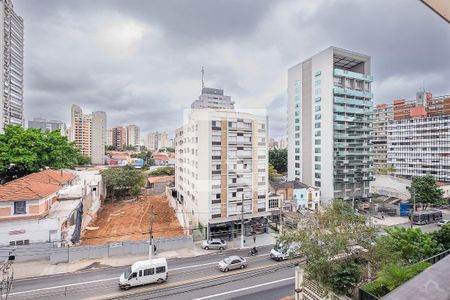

{"left": 153, "top": 244, "right": 157, "bottom": 255}
{"left": 253, "top": 234, "right": 256, "bottom": 244}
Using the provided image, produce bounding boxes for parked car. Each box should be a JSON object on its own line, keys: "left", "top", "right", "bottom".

{"left": 118, "top": 258, "right": 168, "bottom": 290}
{"left": 218, "top": 255, "right": 247, "bottom": 272}
{"left": 270, "top": 242, "right": 302, "bottom": 261}
{"left": 437, "top": 219, "right": 450, "bottom": 226}
{"left": 202, "top": 239, "right": 227, "bottom": 250}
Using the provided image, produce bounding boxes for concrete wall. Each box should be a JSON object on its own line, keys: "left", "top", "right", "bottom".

{"left": 0, "top": 236, "right": 193, "bottom": 263}
{"left": 370, "top": 175, "right": 411, "bottom": 200}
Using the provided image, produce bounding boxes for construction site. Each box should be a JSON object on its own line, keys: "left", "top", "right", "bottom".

{"left": 81, "top": 194, "right": 184, "bottom": 245}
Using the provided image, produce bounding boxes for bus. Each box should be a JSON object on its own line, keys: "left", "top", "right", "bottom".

{"left": 412, "top": 210, "right": 442, "bottom": 225}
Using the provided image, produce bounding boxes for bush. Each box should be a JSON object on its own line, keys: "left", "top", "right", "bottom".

{"left": 362, "top": 280, "right": 389, "bottom": 298}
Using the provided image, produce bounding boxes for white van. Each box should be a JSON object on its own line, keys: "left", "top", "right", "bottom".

{"left": 119, "top": 258, "right": 168, "bottom": 289}
{"left": 270, "top": 242, "right": 301, "bottom": 261}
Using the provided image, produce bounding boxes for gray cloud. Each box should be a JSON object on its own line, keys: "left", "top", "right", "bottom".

{"left": 15, "top": 0, "right": 449, "bottom": 139}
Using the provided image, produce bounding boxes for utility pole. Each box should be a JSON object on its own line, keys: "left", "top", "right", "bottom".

{"left": 410, "top": 187, "right": 416, "bottom": 228}
{"left": 149, "top": 206, "right": 154, "bottom": 261}
{"left": 0, "top": 251, "right": 15, "bottom": 300}
{"left": 240, "top": 194, "right": 245, "bottom": 249}
{"left": 279, "top": 209, "right": 283, "bottom": 235}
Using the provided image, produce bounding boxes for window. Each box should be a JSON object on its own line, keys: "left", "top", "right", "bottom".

{"left": 216, "top": 193, "right": 220, "bottom": 199}
{"left": 315, "top": 122, "right": 321, "bottom": 129}
{"left": 315, "top": 106, "right": 321, "bottom": 112}
{"left": 269, "top": 198, "right": 279, "bottom": 209}
{"left": 315, "top": 88, "right": 321, "bottom": 95}
{"left": 315, "top": 148, "right": 321, "bottom": 153}
{"left": 130, "top": 272, "right": 137, "bottom": 278}
{"left": 315, "top": 79, "right": 321, "bottom": 86}
{"left": 315, "top": 139, "right": 320, "bottom": 145}
{"left": 139, "top": 270, "right": 142, "bottom": 277}
{"left": 156, "top": 266, "right": 166, "bottom": 274}
{"left": 14, "top": 201, "right": 26, "bottom": 214}
{"left": 232, "top": 192, "right": 237, "bottom": 197}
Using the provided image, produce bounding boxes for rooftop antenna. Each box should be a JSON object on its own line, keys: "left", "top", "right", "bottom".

{"left": 201, "top": 66, "right": 205, "bottom": 89}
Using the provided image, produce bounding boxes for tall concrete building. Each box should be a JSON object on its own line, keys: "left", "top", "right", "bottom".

{"left": 159, "top": 131, "right": 169, "bottom": 149}
{"left": 107, "top": 128, "right": 113, "bottom": 146}
{"left": 288, "top": 47, "right": 373, "bottom": 202}
{"left": 175, "top": 109, "right": 269, "bottom": 235}
{"left": 146, "top": 132, "right": 157, "bottom": 151}
{"left": 0, "top": 0, "right": 24, "bottom": 131}
{"left": 91, "top": 111, "right": 107, "bottom": 165}
{"left": 191, "top": 87, "right": 235, "bottom": 110}
{"left": 28, "top": 117, "right": 67, "bottom": 136}
{"left": 372, "top": 104, "right": 393, "bottom": 172}
{"left": 70, "top": 105, "right": 107, "bottom": 164}
{"left": 126, "top": 125, "right": 140, "bottom": 147}
{"left": 371, "top": 92, "right": 450, "bottom": 182}
{"left": 111, "top": 126, "right": 127, "bottom": 148}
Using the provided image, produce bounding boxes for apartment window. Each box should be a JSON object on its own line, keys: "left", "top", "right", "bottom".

{"left": 315, "top": 122, "right": 321, "bottom": 129}
{"left": 315, "top": 148, "right": 321, "bottom": 153}
{"left": 315, "top": 106, "right": 321, "bottom": 112}
{"left": 315, "top": 173, "right": 321, "bottom": 179}
{"left": 295, "top": 118, "right": 300, "bottom": 124}
{"left": 295, "top": 163, "right": 300, "bottom": 168}
{"left": 216, "top": 193, "right": 220, "bottom": 199}
{"left": 315, "top": 181, "right": 321, "bottom": 187}
{"left": 315, "top": 164, "right": 321, "bottom": 170}
{"left": 295, "top": 140, "right": 300, "bottom": 146}
{"left": 315, "top": 114, "right": 321, "bottom": 120}
{"left": 315, "top": 88, "right": 321, "bottom": 95}
{"left": 315, "top": 156, "right": 321, "bottom": 162}
{"left": 315, "top": 139, "right": 320, "bottom": 145}
{"left": 315, "top": 71, "right": 321, "bottom": 77}
{"left": 14, "top": 201, "right": 26, "bottom": 215}
{"left": 232, "top": 192, "right": 236, "bottom": 197}
{"left": 295, "top": 126, "right": 300, "bottom": 131}
{"left": 315, "top": 97, "right": 321, "bottom": 102}
{"left": 315, "top": 79, "right": 321, "bottom": 86}
{"left": 295, "top": 133, "right": 300, "bottom": 138}
{"left": 315, "top": 131, "right": 321, "bottom": 137}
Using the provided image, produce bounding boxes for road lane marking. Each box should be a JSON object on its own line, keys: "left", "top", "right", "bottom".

{"left": 9, "top": 253, "right": 270, "bottom": 296}
{"left": 191, "top": 276, "right": 295, "bottom": 300}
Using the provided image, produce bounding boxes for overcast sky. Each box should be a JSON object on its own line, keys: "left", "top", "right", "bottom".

{"left": 16, "top": 0, "right": 449, "bottom": 139}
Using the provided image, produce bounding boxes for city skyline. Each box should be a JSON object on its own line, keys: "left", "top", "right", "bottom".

{"left": 14, "top": 0, "right": 449, "bottom": 139}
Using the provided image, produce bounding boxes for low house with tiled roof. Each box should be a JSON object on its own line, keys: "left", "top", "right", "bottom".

{"left": 146, "top": 175, "right": 174, "bottom": 195}
{"left": 0, "top": 169, "right": 85, "bottom": 246}
{"left": 270, "top": 180, "right": 321, "bottom": 211}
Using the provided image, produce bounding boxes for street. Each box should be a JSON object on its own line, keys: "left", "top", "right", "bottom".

{"left": 8, "top": 245, "right": 300, "bottom": 300}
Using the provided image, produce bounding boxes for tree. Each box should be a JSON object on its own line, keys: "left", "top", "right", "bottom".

{"left": 379, "top": 227, "right": 443, "bottom": 263}
{"left": 106, "top": 145, "right": 118, "bottom": 151}
{"left": 278, "top": 200, "right": 377, "bottom": 295}
{"left": 149, "top": 166, "right": 175, "bottom": 177}
{"left": 408, "top": 176, "right": 445, "bottom": 209}
{"left": 131, "top": 151, "right": 154, "bottom": 165}
{"left": 269, "top": 149, "right": 287, "bottom": 174}
{"left": 160, "top": 147, "right": 175, "bottom": 153}
{"left": 431, "top": 223, "right": 450, "bottom": 250}
{"left": 101, "top": 167, "right": 146, "bottom": 201}
{"left": 0, "top": 125, "right": 87, "bottom": 182}
{"left": 268, "top": 163, "right": 280, "bottom": 182}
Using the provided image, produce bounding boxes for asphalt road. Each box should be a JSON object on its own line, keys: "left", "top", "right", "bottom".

{"left": 8, "top": 245, "right": 300, "bottom": 300}
{"left": 396, "top": 213, "right": 450, "bottom": 233}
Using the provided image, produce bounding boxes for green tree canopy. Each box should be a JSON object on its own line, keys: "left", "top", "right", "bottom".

{"left": 0, "top": 125, "right": 88, "bottom": 182}
{"left": 149, "top": 166, "right": 175, "bottom": 177}
{"left": 101, "top": 167, "right": 146, "bottom": 200}
{"left": 379, "top": 227, "right": 444, "bottom": 264}
{"left": 431, "top": 223, "right": 450, "bottom": 250}
{"left": 278, "top": 200, "right": 377, "bottom": 295}
{"left": 269, "top": 148, "right": 287, "bottom": 174}
{"left": 408, "top": 175, "right": 445, "bottom": 209}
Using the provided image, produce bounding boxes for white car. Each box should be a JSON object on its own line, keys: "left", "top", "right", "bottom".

{"left": 437, "top": 219, "right": 450, "bottom": 226}
{"left": 201, "top": 239, "right": 227, "bottom": 250}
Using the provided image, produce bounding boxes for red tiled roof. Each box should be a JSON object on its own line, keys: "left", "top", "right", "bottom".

{"left": 148, "top": 176, "right": 175, "bottom": 184}
{"left": 437, "top": 182, "right": 450, "bottom": 187}
{"left": 24, "top": 169, "right": 75, "bottom": 186}
{"left": 0, "top": 169, "right": 74, "bottom": 202}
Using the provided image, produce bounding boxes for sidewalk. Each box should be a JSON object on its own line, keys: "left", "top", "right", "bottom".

{"left": 12, "top": 233, "right": 276, "bottom": 280}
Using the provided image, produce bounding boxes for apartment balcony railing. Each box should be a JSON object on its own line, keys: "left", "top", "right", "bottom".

{"left": 334, "top": 96, "right": 373, "bottom": 107}
{"left": 334, "top": 87, "right": 373, "bottom": 99}
{"left": 334, "top": 68, "right": 373, "bottom": 82}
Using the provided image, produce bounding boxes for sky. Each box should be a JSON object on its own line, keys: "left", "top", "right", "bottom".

{"left": 15, "top": 0, "right": 450, "bottom": 140}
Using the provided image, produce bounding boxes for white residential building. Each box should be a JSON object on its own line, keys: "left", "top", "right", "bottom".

{"left": 126, "top": 124, "right": 140, "bottom": 147}
{"left": 191, "top": 87, "right": 235, "bottom": 110}
{"left": 146, "top": 132, "right": 158, "bottom": 151}
{"left": 28, "top": 118, "right": 67, "bottom": 136}
{"left": 288, "top": 47, "right": 373, "bottom": 202}
{"left": 160, "top": 131, "right": 169, "bottom": 149}
{"left": 0, "top": 0, "right": 24, "bottom": 131}
{"left": 175, "top": 109, "right": 269, "bottom": 236}
{"left": 70, "top": 105, "right": 107, "bottom": 164}
{"left": 387, "top": 115, "right": 450, "bottom": 182}
{"left": 91, "top": 111, "right": 107, "bottom": 165}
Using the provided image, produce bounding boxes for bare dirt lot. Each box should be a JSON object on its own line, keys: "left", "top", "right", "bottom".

{"left": 81, "top": 194, "right": 184, "bottom": 245}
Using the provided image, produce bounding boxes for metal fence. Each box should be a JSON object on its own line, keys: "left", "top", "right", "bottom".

{"left": 0, "top": 236, "right": 193, "bottom": 264}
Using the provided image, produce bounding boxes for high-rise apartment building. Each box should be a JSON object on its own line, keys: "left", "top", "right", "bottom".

{"left": 91, "top": 111, "right": 107, "bottom": 164}
{"left": 191, "top": 87, "right": 235, "bottom": 110}
{"left": 126, "top": 124, "right": 140, "bottom": 147}
{"left": 288, "top": 47, "right": 373, "bottom": 201}
{"left": 28, "top": 117, "right": 67, "bottom": 136}
{"left": 111, "top": 126, "right": 127, "bottom": 148}
{"left": 160, "top": 131, "right": 169, "bottom": 149}
{"left": 107, "top": 128, "right": 113, "bottom": 146}
{"left": 372, "top": 104, "right": 393, "bottom": 171}
{"left": 175, "top": 109, "right": 269, "bottom": 235}
{"left": 70, "top": 105, "right": 107, "bottom": 164}
{"left": 371, "top": 92, "right": 450, "bottom": 182}
{"left": 0, "top": 0, "right": 24, "bottom": 131}
{"left": 146, "top": 132, "right": 157, "bottom": 151}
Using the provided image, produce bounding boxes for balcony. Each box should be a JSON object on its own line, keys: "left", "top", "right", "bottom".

{"left": 334, "top": 97, "right": 373, "bottom": 108}
{"left": 334, "top": 105, "right": 371, "bottom": 115}
{"left": 334, "top": 68, "right": 373, "bottom": 82}
{"left": 334, "top": 87, "right": 373, "bottom": 99}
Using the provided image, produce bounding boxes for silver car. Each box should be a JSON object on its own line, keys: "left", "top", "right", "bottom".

{"left": 202, "top": 239, "right": 227, "bottom": 250}
{"left": 437, "top": 219, "right": 450, "bottom": 226}
{"left": 218, "top": 255, "right": 247, "bottom": 272}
